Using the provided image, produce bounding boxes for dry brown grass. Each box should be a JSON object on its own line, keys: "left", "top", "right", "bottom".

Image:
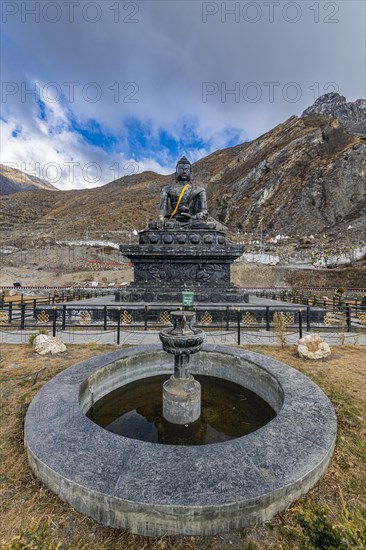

{"left": 0, "top": 343, "right": 365, "bottom": 549}
{"left": 245, "top": 345, "right": 366, "bottom": 548}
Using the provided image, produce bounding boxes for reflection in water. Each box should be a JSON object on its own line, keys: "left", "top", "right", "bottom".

{"left": 87, "top": 374, "right": 276, "bottom": 446}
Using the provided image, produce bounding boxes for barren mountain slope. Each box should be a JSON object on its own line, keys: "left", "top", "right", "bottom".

{"left": 204, "top": 113, "right": 365, "bottom": 235}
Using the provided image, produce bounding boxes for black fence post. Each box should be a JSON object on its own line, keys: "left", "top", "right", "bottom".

{"left": 298, "top": 309, "right": 303, "bottom": 339}
{"left": 103, "top": 305, "right": 108, "bottom": 331}
{"left": 236, "top": 308, "right": 241, "bottom": 345}
{"left": 346, "top": 305, "right": 351, "bottom": 333}
{"left": 144, "top": 305, "right": 148, "bottom": 331}
{"left": 20, "top": 304, "right": 25, "bottom": 330}
{"left": 8, "top": 302, "right": 13, "bottom": 323}
{"left": 62, "top": 305, "right": 66, "bottom": 330}
{"left": 33, "top": 299, "right": 37, "bottom": 316}
{"left": 226, "top": 305, "right": 230, "bottom": 331}
{"left": 117, "top": 308, "right": 121, "bottom": 345}
{"left": 355, "top": 299, "right": 358, "bottom": 316}
{"left": 266, "top": 306, "right": 270, "bottom": 331}
{"left": 52, "top": 307, "right": 57, "bottom": 337}
{"left": 306, "top": 306, "right": 311, "bottom": 332}
{"left": 48, "top": 293, "right": 51, "bottom": 304}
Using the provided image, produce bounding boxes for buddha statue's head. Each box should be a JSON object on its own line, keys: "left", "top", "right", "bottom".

{"left": 176, "top": 156, "right": 192, "bottom": 183}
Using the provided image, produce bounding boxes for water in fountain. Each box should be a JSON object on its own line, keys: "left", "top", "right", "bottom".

{"left": 86, "top": 373, "right": 276, "bottom": 445}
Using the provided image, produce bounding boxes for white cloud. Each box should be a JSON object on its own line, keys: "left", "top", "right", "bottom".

{"left": 1, "top": 0, "right": 365, "bottom": 189}
{"left": 0, "top": 94, "right": 175, "bottom": 188}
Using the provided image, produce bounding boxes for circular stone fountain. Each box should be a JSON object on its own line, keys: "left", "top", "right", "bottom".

{"left": 24, "top": 316, "right": 337, "bottom": 536}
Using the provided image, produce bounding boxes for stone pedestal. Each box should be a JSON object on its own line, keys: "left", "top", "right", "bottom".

{"left": 118, "top": 222, "right": 247, "bottom": 304}
{"left": 162, "top": 375, "right": 201, "bottom": 425}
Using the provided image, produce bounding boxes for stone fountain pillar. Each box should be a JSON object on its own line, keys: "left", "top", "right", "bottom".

{"left": 159, "top": 311, "right": 206, "bottom": 425}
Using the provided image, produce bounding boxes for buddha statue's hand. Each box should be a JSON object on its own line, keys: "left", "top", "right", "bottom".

{"left": 180, "top": 211, "right": 191, "bottom": 219}
{"left": 192, "top": 211, "right": 208, "bottom": 220}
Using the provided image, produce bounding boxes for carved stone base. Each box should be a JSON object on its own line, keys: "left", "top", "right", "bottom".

{"left": 119, "top": 227, "right": 246, "bottom": 304}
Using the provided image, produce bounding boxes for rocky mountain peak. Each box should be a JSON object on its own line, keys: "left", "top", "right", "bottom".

{"left": 302, "top": 93, "right": 366, "bottom": 136}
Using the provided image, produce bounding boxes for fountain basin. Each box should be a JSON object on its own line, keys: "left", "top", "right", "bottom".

{"left": 24, "top": 344, "right": 337, "bottom": 536}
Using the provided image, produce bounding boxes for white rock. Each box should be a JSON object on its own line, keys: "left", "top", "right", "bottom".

{"left": 33, "top": 334, "right": 67, "bottom": 355}
{"left": 298, "top": 333, "right": 331, "bottom": 360}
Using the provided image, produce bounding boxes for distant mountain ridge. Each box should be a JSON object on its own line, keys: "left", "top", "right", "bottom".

{"left": 1, "top": 93, "right": 365, "bottom": 243}
{"left": 0, "top": 164, "right": 59, "bottom": 195}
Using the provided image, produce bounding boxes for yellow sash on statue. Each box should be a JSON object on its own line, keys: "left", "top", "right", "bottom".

{"left": 169, "top": 184, "right": 190, "bottom": 220}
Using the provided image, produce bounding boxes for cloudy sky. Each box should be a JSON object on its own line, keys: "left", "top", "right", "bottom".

{"left": 1, "top": 0, "right": 365, "bottom": 189}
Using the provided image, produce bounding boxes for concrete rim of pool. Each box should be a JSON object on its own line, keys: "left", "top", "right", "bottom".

{"left": 24, "top": 344, "right": 337, "bottom": 536}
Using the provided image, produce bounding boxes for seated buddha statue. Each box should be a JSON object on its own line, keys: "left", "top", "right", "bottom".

{"left": 158, "top": 156, "right": 208, "bottom": 226}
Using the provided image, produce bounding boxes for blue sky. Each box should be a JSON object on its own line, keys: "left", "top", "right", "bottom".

{"left": 1, "top": 0, "right": 365, "bottom": 189}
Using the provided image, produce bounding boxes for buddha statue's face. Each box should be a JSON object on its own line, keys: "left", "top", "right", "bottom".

{"left": 176, "top": 163, "right": 191, "bottom": 182}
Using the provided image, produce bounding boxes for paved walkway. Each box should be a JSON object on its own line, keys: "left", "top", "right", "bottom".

{"left": 1, "top": 328, "right": 365, "bottom": 346}
{"left": 44, "top": 294, "right": 322, "bottom": 308}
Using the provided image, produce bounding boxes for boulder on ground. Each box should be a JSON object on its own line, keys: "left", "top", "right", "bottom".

{"left": 298, "top": 333, "right": 331, "bottom": 360}
{"left": 33, "top": 334, "right": 66, "bottom": 355}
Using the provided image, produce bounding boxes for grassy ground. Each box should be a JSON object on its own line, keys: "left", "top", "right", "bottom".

{"left": 0, "top": 343, "right": 365, "bottom": 549}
